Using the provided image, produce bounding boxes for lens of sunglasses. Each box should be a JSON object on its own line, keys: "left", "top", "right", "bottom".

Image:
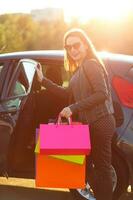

{"left": 65, "top": 42, "right": 81, "bottom": 51}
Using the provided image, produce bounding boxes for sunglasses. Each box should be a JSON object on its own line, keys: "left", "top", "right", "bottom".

{"left": 64, "top": 42, "right": 81, "bottom": 51}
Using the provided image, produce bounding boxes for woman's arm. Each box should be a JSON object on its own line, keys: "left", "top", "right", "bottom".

{"left": 69, "top": 60, "right": 109, "bottom": 114}
{"left": 42, "top": 77, "right": 70, "bottom": 99}
{"left": 36, "top": 65, "right": 71, "bottom": 100}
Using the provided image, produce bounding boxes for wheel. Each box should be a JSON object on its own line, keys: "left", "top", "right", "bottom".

{"left": 70, "top": 153, "right": 129, "bottom": 200}
{"left": 112, "top": 152, "right": 129, "bottom": 200}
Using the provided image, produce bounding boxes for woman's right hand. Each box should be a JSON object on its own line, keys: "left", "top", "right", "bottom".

{"left": 36, "top": 63, "right": 44, "bottom": 83}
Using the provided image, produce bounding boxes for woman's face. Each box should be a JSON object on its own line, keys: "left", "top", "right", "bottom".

{"left": 65, "top": 36, "right": 88, "bottom": 63}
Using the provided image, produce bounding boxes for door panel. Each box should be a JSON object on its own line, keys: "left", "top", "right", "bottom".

{"left": 113, "top": 76, "right": 133, "bottom": 108}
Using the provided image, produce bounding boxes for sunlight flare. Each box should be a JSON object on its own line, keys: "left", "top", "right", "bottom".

{"left": 62, "top": 0, "right": 133, "bottom": 22}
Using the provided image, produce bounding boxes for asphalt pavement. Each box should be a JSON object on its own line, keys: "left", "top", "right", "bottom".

{"left": 1, "top": 177, "right": 132, "bottom": 200}
{"left": 0, "top": 178, "right": 73, "bottom": 200}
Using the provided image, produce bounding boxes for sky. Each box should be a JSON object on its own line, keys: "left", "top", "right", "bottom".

{"left": 0, "top": 0, "right": 133, "bottom": 22}
{"left": 0, "top": 0, "right": 64, "bottom": 14}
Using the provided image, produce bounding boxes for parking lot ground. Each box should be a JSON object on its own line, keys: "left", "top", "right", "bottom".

{"left": 0, "top": 177, "right": 73, "bottom": 200}
{"left": 0, "top": 177, "right": 133, "bottom": 200}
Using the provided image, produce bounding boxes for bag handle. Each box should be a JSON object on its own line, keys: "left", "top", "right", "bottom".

{"left": 57, "top": 115, "right": 72, "bottom": 125}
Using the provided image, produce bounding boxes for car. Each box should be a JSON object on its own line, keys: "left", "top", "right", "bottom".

{"left": 0, "top": 50, "right": 133, "bottom": 200}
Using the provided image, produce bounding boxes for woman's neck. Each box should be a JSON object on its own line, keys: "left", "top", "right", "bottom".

{"left": 76, "top": 56, "right": 86, "bottom": 67}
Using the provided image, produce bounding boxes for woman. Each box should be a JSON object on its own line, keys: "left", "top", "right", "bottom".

{"left": 36, "top": 28, "right": 116, "bottom": 200}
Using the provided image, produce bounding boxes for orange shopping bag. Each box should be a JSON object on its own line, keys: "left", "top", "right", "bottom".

{"left": 35, "top": 154, "right": 86, "bottom": 189}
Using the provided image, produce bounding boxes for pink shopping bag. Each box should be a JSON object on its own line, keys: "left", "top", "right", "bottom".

{"left": 40, "top": 117, "right": 91, "bottom": 155}
{"left": 35, "top": 131, "right": 85, "bottom": 164}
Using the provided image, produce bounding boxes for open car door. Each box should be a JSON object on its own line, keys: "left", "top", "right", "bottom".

{"left": 0, "top": 59, "right": 39, "bottom": 176}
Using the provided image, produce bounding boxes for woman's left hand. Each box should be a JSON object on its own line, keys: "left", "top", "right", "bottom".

{"left": 60, "top": 107, "right": 72, "bottom": 119}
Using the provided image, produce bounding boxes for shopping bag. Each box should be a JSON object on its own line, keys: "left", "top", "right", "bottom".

{"left": 35, "top": 154, "right": 86, "bottom": 189}
{"left": 51, "top": 155, "right": 85, "bottom": 164}
{"left": 35, "top": 127, "right": 86, "bottom": 189}
{"left": 39, "top": 117, "right": 91, "bottom": 155}
{"left": 34, "top": 130, "right": 40, "bottom": 154}
{"left": 35, "top": 132, "right": 85, "bottom": 164}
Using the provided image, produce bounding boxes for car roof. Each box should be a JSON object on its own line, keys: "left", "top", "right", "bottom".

{"left": 0, "top": 50, "right": 64, "bottom": 61}
{"left": 99, "top": 52, "right": 133, "bottom": 64}
{"left": 0, "top": 50, "right": 133, "bottom": 63}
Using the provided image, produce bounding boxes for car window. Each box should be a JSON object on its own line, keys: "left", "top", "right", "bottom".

{"left": 40, "top": 63, "right": 69, "bottom": 87}
{"left": 22, "top": 61, "right": 36, "bottom": 88}
{"left": 0, "top": 60, "right": 37, "bottom": 112}
{"left": 0, "top": 62, "right": 6, "bottom": 95}
{"left": 1, "top": 98, "right": 21, "bottom": 112}
{"left": 8, "top": 60, "right": 36, "bottom": 97}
